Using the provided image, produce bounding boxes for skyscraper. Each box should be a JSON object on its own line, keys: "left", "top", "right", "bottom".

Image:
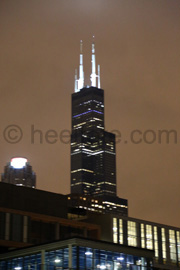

{"left": 71, "top": 86, "right": 117, "bottom": 197}
{"left": 71, "top": 40, "right": 116, "bottom": 198}
{"left": 1, "top": 157, "right": 36, "bottom": 188}
{"left": 70, "top": 40, "right": 128, "bottom": 216}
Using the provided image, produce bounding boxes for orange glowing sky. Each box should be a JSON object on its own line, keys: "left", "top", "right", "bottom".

{"left": 0, "top": 0, "right": 180, "bottom": 227}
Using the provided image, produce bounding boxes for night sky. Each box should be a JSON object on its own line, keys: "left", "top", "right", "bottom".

{"left": 0, "top": 0, "right": 180, "bottom": 227}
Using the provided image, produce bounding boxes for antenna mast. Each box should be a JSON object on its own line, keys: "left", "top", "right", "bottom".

{"left": 90, "top": 36, "right": 100, "bottom": 88}
{"left": 74, "top": 38, "right": 101, "bottom": 92}
{"left": 74, "top": 40, "right": 84, "bottom": 92}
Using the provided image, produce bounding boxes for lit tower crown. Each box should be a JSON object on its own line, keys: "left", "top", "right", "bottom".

{"left": 1, "top": 157, "right": 36, "bottom": 188}
{"left": 74, "top": 37, "right": 101, "bottom": 92}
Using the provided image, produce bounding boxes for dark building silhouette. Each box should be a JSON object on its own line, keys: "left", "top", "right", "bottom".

{"left": 0, "top": 182, "right": 180, "bottom": 269}
{"left": 70, "top": 41, "right": 128, "bottom": 216}
{"left": 1, "top": 157, "right": 36, "bottom": 188}
{"left": 0, "top": 182, "right": 99, "bottom": 251}
{"left": 71, "top": 87, "right": 116, "bottom": 197}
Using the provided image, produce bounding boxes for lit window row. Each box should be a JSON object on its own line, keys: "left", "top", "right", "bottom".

{"left": 113, "top": 218, "right": 180, "bottom": 265}
{"left": 169, "top": 229, "right": 177, "bottom": 262}
{"left": 71, "top": 168, "right": 94, "bottom": 174}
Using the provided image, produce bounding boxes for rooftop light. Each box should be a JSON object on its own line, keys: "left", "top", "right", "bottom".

{"left": 11, "top": 157, "right": 27, "bottom": 169}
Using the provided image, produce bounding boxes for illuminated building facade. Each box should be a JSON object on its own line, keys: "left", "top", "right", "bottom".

{"left": 71, "top": 40, "right": 128, "bottom": 217}
{"left": 1, "top": 157, "right": 36, "bottom": 188}
{"left": 71, "top": 87, "right": 117, "bottom": 197}
{"left": 67, "top": 194, "right": 128, "bottom": 216}
{"left": 0, "top": 182, "right": 179, "bottom": 269}
{"left": 0, "top": 238, "right": 154, "bottom": 270}
{"left": 70, "top": 40, "right": 128, "bottom": 217}
{"left": 111, "top": 216, "right": 180, "bottom": 269}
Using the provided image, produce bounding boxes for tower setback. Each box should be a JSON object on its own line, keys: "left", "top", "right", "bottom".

{"left": 70, "top": 40, "right": 128, "bottom": 216}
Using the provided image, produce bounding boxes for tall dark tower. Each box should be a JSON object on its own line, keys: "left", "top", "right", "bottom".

{"left": 1, "top": 157, "right": 36, "bottom": 188}
{"left": 71, "top": 87, "right": 116, "bottom": 197}
{"left": 69, "top": 39, "right": 128, "bottom": 216}
{"left": 71, "top": 40, "right": 116, "bottom": 197}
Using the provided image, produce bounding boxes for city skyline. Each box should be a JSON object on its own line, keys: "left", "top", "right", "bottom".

{"left": 0, "top": 0, "right": 180, "bottom": 228}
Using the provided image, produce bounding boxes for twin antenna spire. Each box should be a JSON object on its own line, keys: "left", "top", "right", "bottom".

{"left": 74, "top": 37, "right": 101, "bottom": 93}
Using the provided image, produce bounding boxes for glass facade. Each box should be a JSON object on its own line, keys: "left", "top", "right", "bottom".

{"left": 113, "top": 218, "right": 118, "bottom": 244}
{"left": 119, "top": 219, "right": 123, "bottom": 244}
{"left": 169, "top": 229, "right": 177, "bottom": 263}
{"left": 146, "top": 225, "right": 153, "bottom": 250}
{"left": 141, "top": 224, "right": 145, "bottom": 248}
{"left": 161, "top": 228, "right": 166, "bottom": 262}
{"left": 176, "top": 231, "right": 180, "bottom": 266}
{"left": 0, "top": 254, "right": 41, "bottom": 270}
{"left": 45, "top": 248, "right": 69, "bottom": 269}
{"left": 0, "top": 244, "right": 153, "bottom": 270}
{"left": 127, "top": 221, "right": 137, "bottom": 247}
{"left": 153, "top": 226, "right": 158, "bottom": 258}
{"left": 113, "top": 218, "right": 180, "bottom": 267}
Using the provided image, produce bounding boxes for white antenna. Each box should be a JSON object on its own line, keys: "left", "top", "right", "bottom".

{"left": 74, "top": 69, "right": 78, "bottom": 92}
{"left": 98, "top": 64, "right": 101, "bottom": 88}
{"left": 75, "top": 40, "right": 84, "bottom": 92}
{"left": 90, "top": 36, "right": 97, "bottom": 87}
{"left": 78, "top": 40, "right": 84, "bottom": 90}
{"left": 90, "top": 36, "right": 101, "bottom": 88}
{"left": 74, "top": 38, "right": 101, "bottom": 92}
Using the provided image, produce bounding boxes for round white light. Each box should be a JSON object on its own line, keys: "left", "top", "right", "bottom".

{"left": 14, "top": 267, "right": 22, "bottom": 270}
{"left": 54, "top": 258, "right": 61, "bottom": 263}
{"left": 11, "top": 157, "right": 27, "bottom": 169}
{"left": 117, "top": 257, "right": 124, "bottom": 261}
{"left": 85, "top": 251, "right": 92, "bottom": 256}
{"left": 100, "top": 265, "right": 106, "bottom": 269}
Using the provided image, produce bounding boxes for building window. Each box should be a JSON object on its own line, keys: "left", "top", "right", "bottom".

{"left": 154, "top": 226, "right": 159, "bottom": 257}
{"left": 146, "top": 225, "right": 153, "bottom": 250}
{"left": 46, "top": 248, "right": 68, "bottom": 269}
{"left": 11, "top": 214, "right": 23, "bottom": 242}
{"left": 176, "top": 231, "right": 180, "bottom": 265}
{"left": 127, "top": 221, "right": 137, "bottom": 247}
{"left": 161, "top": 228, "right": 167, "bottom": 262}
{"left": 0, "top": 212, "right": 5, "bottom": 240}
{"left": 113, "top": 218, "right": 118, "bottom": 243}
{"left": 119, "top": 219, "right": 123, "bottom": 244}
{"left": 141, "top": 224, "right": 145, "bottom": 248}
{"left": 169, "top": 229, "right": 177, "bottom": 263}
{"left": 0, "top": 244, "right": 153, "bottom": 270}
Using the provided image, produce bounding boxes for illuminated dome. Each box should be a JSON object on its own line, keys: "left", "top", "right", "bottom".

{"left": 10, "top": 157, "right": 28, "bottom": 169}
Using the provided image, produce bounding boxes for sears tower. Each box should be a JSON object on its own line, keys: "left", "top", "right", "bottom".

{"left": 71, "top": 40, "right": 116, "bottom": 198}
